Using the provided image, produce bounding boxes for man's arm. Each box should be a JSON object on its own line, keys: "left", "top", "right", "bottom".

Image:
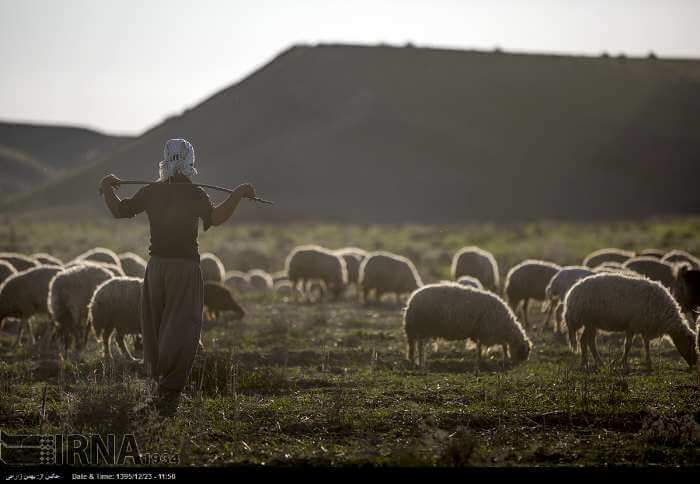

{"left": 211, "top": 183, "right": 256, "bottom": 226}
{"left": 100, "top": 174, "right": 126, "bottom": 219}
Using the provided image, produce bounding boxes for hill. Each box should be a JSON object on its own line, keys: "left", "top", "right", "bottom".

{"left": 5, "top": 44, "right": 700, "bottom": 222}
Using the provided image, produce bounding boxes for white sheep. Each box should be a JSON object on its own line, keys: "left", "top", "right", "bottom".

{"left": 661, "top": 250, "right": 700, "bottom": 269}
{"left": 359, "top": 251, "right": 422, "bottom": 304}
{"left": 65, "top": 259, "right": 124, "bottom": 277}
{"left": 118, "top": 252, "right": 147, "bottom": 278}
{"left": 0, "top": 252, "right": 39, "bottom": 272}
{"left": 451, "top": 246, "right": 499, "bottom": 292}
{"left": 563, "top": 272, "right": 697, "bottom": 370}
{"left": 622, "top": 256, "right": 678, "bottom": 294}
{"left": 639, "top": 248, "right": 665, "bottom": 259}
{"left": 404, "top": 283, "right": 531, "bottom": 368}
{"left": 32, "top": 253, "right": 64, "bottom": 266}
{"left": 247, "top": 269, "right": 273, "bottom": 291}
{"left": 200, "top": 252, "right": 225, "bottom": 283}
{"left": 0, "top": 265, "right": 63, "bottom": 346}
{"left": 541, "top": 266, "right": 594, "bottom": 333}
{"left": 88, "top": 277, "right": 143, "bottom": 360}
{"left": 582, "top": 248, "right": 635, "bottom": 268}
{"left": 48, "top": 264, "right": 113, "bottom": 352}
{"left": 285, "top": 245, "right": 348, "bottom": 302}
{"left": 225, "top": 270, "right": 251, "bottom": 292}
{"left": 72, "top": 247, "right": 123, "bottom": 269}
{"left": 504, "top": 259, "right": 561, "bottom": 330}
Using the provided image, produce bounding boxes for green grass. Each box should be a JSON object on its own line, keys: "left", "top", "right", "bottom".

{"left": 0, "top": 217, "right": 699, "bottom": 467}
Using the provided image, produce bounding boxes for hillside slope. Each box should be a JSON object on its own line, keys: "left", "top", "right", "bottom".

{"left": 6, "top": 44, "right": 700, "bottom": 222}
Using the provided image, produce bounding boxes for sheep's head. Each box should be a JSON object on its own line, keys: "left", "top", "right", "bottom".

{"left": 510, "top": 338, "right": 532, "bottom": 365}
{"left": 669, "top": 326, "right": 698, "bottom": 368}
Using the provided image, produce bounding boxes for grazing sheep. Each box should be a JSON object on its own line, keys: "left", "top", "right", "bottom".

{"left": 639, "top": 249, "right": 665, "bottom": 259}
{"left": 118, "top": 252, "right": 147, "bottom": 278}
{"left": 542, "top": 266, "right": 594, "bottom": 333}
{"left": 203, "top": 282, "right": 245, "bottom": 320}
{"left": 32, "top": 253, "right": 63, "bottom": 266}
{"left": 0, "top": 265, "right": 63, "bottom": 345}
{"left": 247, "top": 269, "right": 273, "bottom": 291}
{"left": 335, "top": 247, "right": 368, "bottom": 286}
{"left": 73, "top": 247, "right": 122, "bottom": 269}
{"left": 676, "top": 267, "right": 700, "bottom": 315}
{"left": 661, "top": 250, "right": 700, "bottom": 269}
{"left": 582, "top": 248, "right": 635, "bottom": 268}
{"left": 456, "top": 276, "right": 484, "bottom": 290}
{"left": 200, "top": 252, "right": 225, "bottom": 283}
{"left": 285, "top": 245, "right": 348, "bottom": 301}
{"left": 451, "top": 246, "right": 499, "bottom": 292}
{"left": 359, "top": 251, "right": 422, "bottom": 304}
{"left": 65, "top": 260, "right": 124, "bottom": 277}
{"left": 623, "top": 257, "right": 678, "bottom": 293}
{"left": 49, "top": 264, "right": 113, "bottom": 352}
{"left": 271, "top": 270, "right": 289, "bottom": 284}
{"left": 0, "top": 253, "right": 39, "bottom": 272}
{"left": 224, "top": 270, "right": 251, "bottom": 292}
{"left": 404, "top": 283, "right": 531, "bottom": 368}
{"left": 274, "top": 280, "right": 295, "bottom": 299}
{"left": 563, "top": 273, "right": 697, "bottom": 370}
{"left": 504, "top": 260, "right": 561, "bottom": 330}
{"left": 88, "top": 277, "right": 143, "bottom": 360}
{"left": 0, "top": 260, "right": 16, "bottom": 285}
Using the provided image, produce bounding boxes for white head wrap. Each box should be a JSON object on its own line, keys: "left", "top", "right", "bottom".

{"left": 158, "top": 138, "right": 198, "bottom": 181}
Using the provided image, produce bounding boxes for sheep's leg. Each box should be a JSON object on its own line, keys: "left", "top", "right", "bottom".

{"left": 26, "top": 318, "right": 36, "bottom": 345}
{"left": 542, "top": 302, "right": 555, "bottom": 333}
{"left": 418, "top": 339, "right": 426, "bottom": 368}
{"left": 643, "top": 336, "right": 652, "bottom": 370}
{"left": 476, "top": 342, "right": 482, "bottom": 368}
{"left": 588, "top": 328, "right": 602, "bottom": 366}
{"left": 521, "top": 299, "right": 530, "bottom": 330}
{"left": 115, "top": 331, "right": 136, "bottom": 360}
{"left": 621, "top": 332, "right": 634, "bottom": 372}
{"left": 502, "top": 344, "right": 509, "bottom": 361}
{"left": 102, "top": 329, "right": 113, "bottom": 360}
{"left": 13, "top": 320, "right": 25, "bottom": 348}
{"left": 580, "top": 329, "right": 589, "bottom": 368}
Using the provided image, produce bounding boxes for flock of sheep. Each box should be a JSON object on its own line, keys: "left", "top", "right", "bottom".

{"left": 0, "top": 244, "right": 699, "bottom": 374}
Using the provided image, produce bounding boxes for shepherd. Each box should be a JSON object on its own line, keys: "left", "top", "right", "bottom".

{"left": 100, "top": 138, "right": 256, "bottom": 417}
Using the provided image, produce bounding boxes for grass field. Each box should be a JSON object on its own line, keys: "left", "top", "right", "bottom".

{"left": 0, "top": 216, "right": 699, "bottom": 467}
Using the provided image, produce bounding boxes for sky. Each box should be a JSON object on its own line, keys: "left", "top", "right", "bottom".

{"left": 1, "top": 0, "right": 699, "bottom": 136}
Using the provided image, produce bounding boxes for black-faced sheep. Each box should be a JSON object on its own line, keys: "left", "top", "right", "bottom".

{"left": 451, "top": 246, "right": 499, "bottom": 292}
{"left": 118, "top": 252, "right": 147, "bottom": 278}
{"left": 88, "top": 277, "right": 143, "bottom": 360}
{"left": 32, "top": 253, "right": 63, "bottom": 266}
{"left": 285, "top": 245, "right": 348, "bottom": 301}
{"left": 49, "top": 264, "right": 113, "bottom": 352}
{"left": 542, "top": 266, "right": 594, "bottom": 333}
{"left": 225, "top": 270, "right": 251, "bottom": 292}
{"left": 661, "top": 250, "right": 700, "bottom": 269}
{"left": 359, "top": 251, "right": 422, "bottom": 304}
{"left": 204, "top": 282, "right": 245, "bottom": 320}
{"left": 72, "top": 247, "right": 122, "bottom": 269}
{"left": 504, "top": 259, "right": 561, "bottom": 330}
{"left": 247, "top": 269, "right": 273, "bottom": 292}
{"left": 200, "top": 252, "right": 225, "bottom": 283}
{"left": 0, "top": 265, "right": 63, "bottom": 345}
{"left": 563, "top": 273, "right": 697, "bottom": 370}
{"left": 404, "top": 283, "right": 531, "bottom": 368}
{"left": 582, "top": 248, "right": 635, "bottom": 268}
{"left": 0, "top": 253, "right": 39, "bottom": 272}
{"left": 622, "top": 257, "right": 678, "bottom": 294}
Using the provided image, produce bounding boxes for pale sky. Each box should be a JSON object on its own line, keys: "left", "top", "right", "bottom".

{"left": 1, "top": 0, "right": 698, "bottom": 135}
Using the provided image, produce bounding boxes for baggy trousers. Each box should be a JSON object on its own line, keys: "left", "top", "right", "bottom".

{"left": 141, "top": 256, "right": 203, "bottom": 393}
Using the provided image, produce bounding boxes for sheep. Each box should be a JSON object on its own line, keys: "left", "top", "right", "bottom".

{"left": 247, "top": 269, "right": 273, "bottom": 292}
{"left": 456, "top": 276, "right": 484, "bottom": 290}
{"left": 563, "top": 273, "right": 697, "bottom": 370}
{"left": 0, "top": 252, "right": 39, "bottom": 272}
{"left": 451, "top": 246, "right": 499, "bottom": 292}
{"left": 541, "top": 266, "right": 594, "bottom": 333}
{"left": 224, "top": 270, "right": 251, "bottom": 292}
{"left": 0, "top": 265, "right": 63, "bottom": 346}
{"left": 200, "top": 252, "right": 225, "bottom": 283}
{"left": 404, "top": 283, "right": 531, "bottom": 368}
{"left": 65, "top": 260, "right": 124, "bottom": 277}
{"left": 49, "top": 264, "right": 113, "bottom": 352}
{"left": 622, "top": 256, "right": 678, "bottom": 294}
{"left": 87, "top": 277, "right": 143, "bottom": 360}
{"left": 203, "top": 282, "right": 245, "bottom": 320}
{"left": 504, "top": 259, "right": 561, "bottom": 330}
{"left": 676, "top": 267, "right": 700, "bottom": 315}
{"left": 639, "top": 249, "right": 665, "bottom": 259}
{"left": 274, "top": 280, "right": 295, "bottom": 299}
{"left": 72, "top": 247, "right": 122, "bottom": 269}
{"left": 285, "top": 245, "right": 348, "bottom": 301}
{"left": 0, "top": 260, "right": 16, "bottom": 285}
{"left": 582, "top": 248, "right": 635, "bottom": 268}
{"left": 334, "top": 247, "right": 368, "bottom": 286}
{"left": 32, "top": 253, "right": 63, "bottom": 266}
{"left": 271, "top": 270, "right": 289, "bottom": 284}
{"left": 118, "top": 252, "right": 147, "bottom": 278}
{"left": 359, "top": 251, "right": 422, "bottom": 304}
{"left": 661, "top": 250, "right": 700, "bottom": 269}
